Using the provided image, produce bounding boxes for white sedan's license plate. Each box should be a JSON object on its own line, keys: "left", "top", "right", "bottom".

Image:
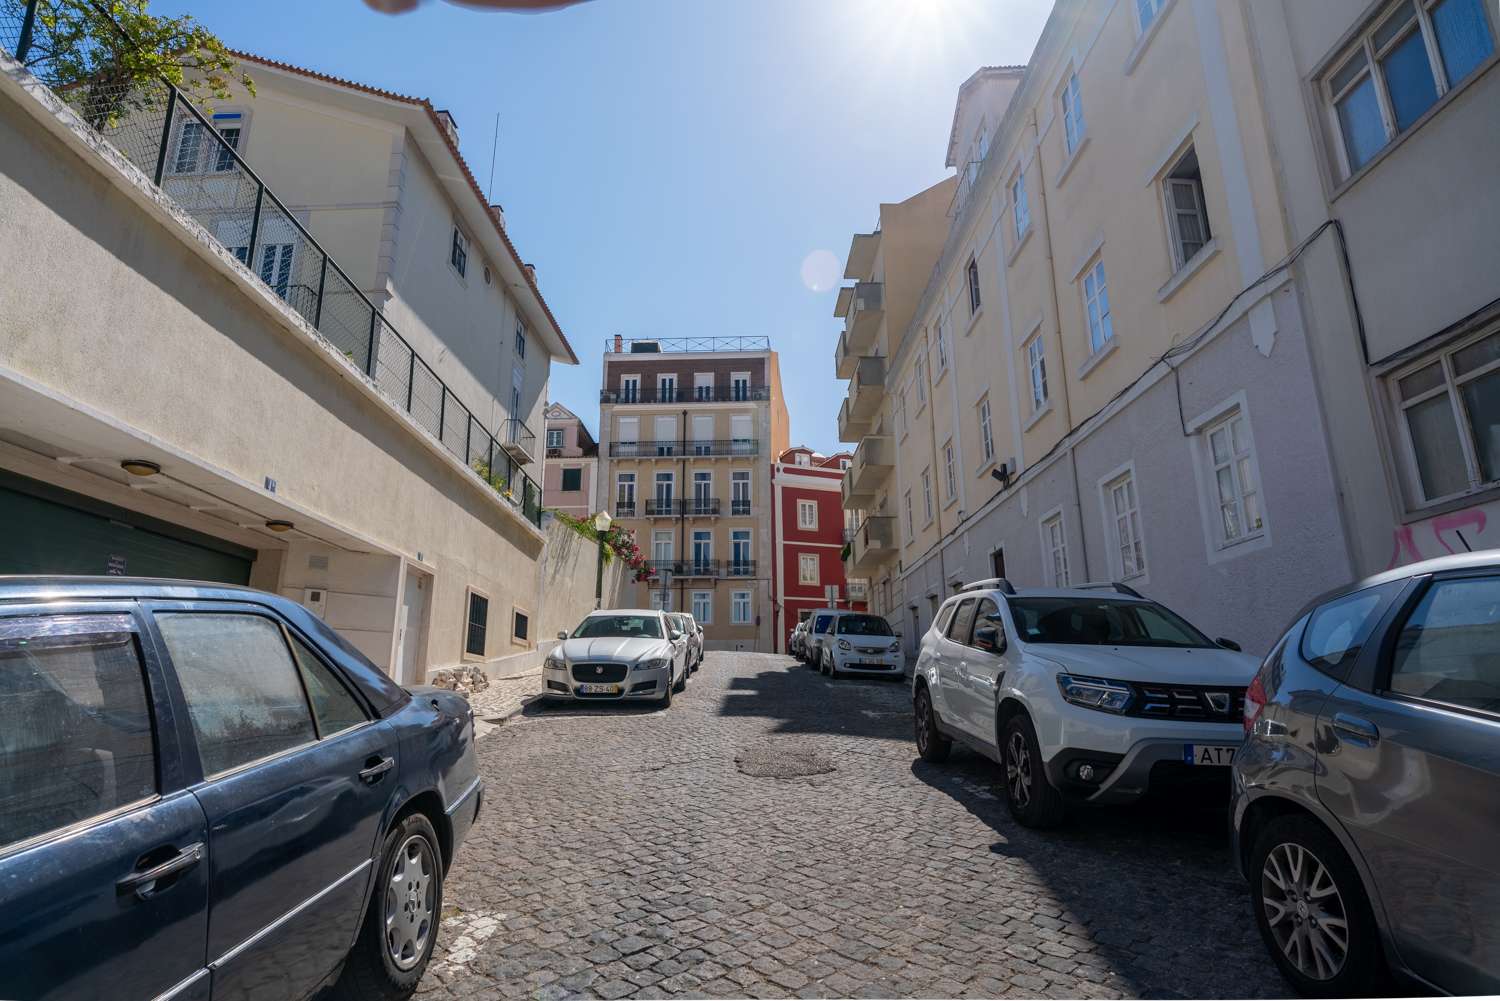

{"left": 1183, "top": 743, "right": 1237, "bottom": 766}
{"left": 577, "top": 683, "right": 620, "bottom": 695}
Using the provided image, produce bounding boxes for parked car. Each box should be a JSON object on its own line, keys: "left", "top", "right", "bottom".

{"left": 545, "top": 609, "right": 687, "bottom": 707}
{"left": 912, "top": 579, "right": 1257, "bottom": 828}
{"left": 789, "top": 620, "right": 809, "bottom": 661}
{"left": 0, "top": 576, "right": 482, "bottom": 1001}
{"left": 1232, "top": 552, "right": 1500, "bottom": 997}
{"left": 818, "top": 612, "right": 903, "bottom": 678}
{"left": 804, "top": 607, "right": 848, "bottom": 674}
{"left": 669, "top": 612, "right": 703, "bottom": 671}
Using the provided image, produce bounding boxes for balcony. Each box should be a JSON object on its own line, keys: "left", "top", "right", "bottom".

{"left": 646, "top": 559, "right": 719, "bottom": 578}
{"left": 833, "top": 281, "right": 883, "bottom": 355}
{"left": 729, "top": 499, "right": 751, "bottom": 517}
{"left": 600, "top": 386, "right": 770, "bottom": 404}
{"left": 500, "top": 418, "right": 537, "bottom": 464}
{"left": 722, "top": 560, "right": 757, "bottom": 579}
{"left": 844, "top": 231, "right": 880, "bottom": 282}
{"left": 841, "top": 434, "right": 894, "bottom": 509}
{"left": 847, "top": 356, "right": 886, "bottom": 420}
{"left": 608, "top": 439, "right": 760, "bottom": 458}
{"left": 614, "top": 501, "right": 638, "bottom": 518}
{"left": 643, "top": 498, "right": 722, "bottom": 517}
{"left": 833, "top": 330, "right": 856, "bottom": 380}
{"left": 846, "top": 579, "right": 870, "bottom": 602}
{"left": 836, "top": 396, "right": 866, "bottom": 443}
{"left": 848, "top": 516, "right": 897, "bottom": 573}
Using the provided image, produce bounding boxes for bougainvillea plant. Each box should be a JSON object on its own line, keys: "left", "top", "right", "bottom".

{"left": 552, "top": 511, "right": 656, "bottom": 582}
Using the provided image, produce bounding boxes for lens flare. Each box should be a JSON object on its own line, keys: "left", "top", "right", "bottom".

{"left": 800, "top": 249, "right": 841, "bottom": 293}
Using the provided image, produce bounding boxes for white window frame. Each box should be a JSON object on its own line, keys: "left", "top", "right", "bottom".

{"left": 691, "top": 530, "right": 713, "bottom": 572}
{"left": 731, "top": 590, "right": 752, "bottom": 625}
{"left": 546, "top": 428, "right": 564, "bottom": 449}
{"left": 943, "top": 440, "right": 958, "bottom": 500}
{"left": 1026, "top": 333, "right": 1048, "bottom": 411}
{"left": 691, "top": 590, "right": 712, "bottom": 624}
{"left": 799, "top": 553, "right": 819, "bottom": 586}
{"left": 1099, "top": 464, "right": 1148, "bottom": 582}
{"left": 1321, "top": 0, "right": 1498, "bottom": 181}
{"left": 1388, "top": 324, "right": 1500, "bottom": 507}
{"left": 1082, "top": 258, "right": 1114, "bottom": 354}
{"left": 1194, "top": 405, "right": 1268, "bottom": 551}
{"left": 966, "top": 256, "right": 982, "bottom": 315}
{"left": 694, "top": 371, "right": 714, "bottom": 401}
{"left": 731, "top": 470, "right": 752, "bottom": 514}
{"left": 731, "top": 371, "right": 752, "bottom": 402}
{"left": 1011, "top": 169, "right": 1030, "bottom": 241}
{"left": 1039, "top": 509, "right": 1070, "bottom": 587}
{"left": 654, "top": 471, "right": 675, "bottom": 508}
{"left": 914, "top": 358, "right": 928, "bottom": 407}
{"left": 616, "top": 472, "right": 636, "bottom": 513}
{"left": 921, "top": 468, "right": 934, "bottom": 525}
{"left": 1162, "top": 146, "right": 1213, "bottom": 270}
{"left": 651, "top": 530, "right": 674, "bottom": 563}
{"left": 934, "top": 320, "right": 948, "bottom": 373}
{"left": 619, "top": 374, "right": 641, "bottom": 403}
{"left": 1134, "top": 0, "right": 1168, "bottom": 34}
{"left": 797, "top": 499, "right": 819, "bottom": 531}
{"left": 904, "top": 490, "right": 915, "bottom": 536}
{"left": 730, "top": 529, "right": 752, "bottom": 569}
{"left": 1061, "top": 72, "right": 1086, "bottom": 155}
{"left": 978, "top": 397, "right": 995, "bottom": 466}
{"left": 657, "top": 373, "right": 678, "bottom": 402}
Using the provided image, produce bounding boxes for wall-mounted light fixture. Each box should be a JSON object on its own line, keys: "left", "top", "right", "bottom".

{"left": 120, "top": 459, "right": 162, "bottom": 477}
{"left": 265, "top": 519, "right": 295, "bottom": 533}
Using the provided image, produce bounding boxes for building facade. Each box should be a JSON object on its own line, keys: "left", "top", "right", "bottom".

{"left": 0, "top": 41, "right": 576, "bottom": 685}
{"left": 596, "top": 336, "right": 789, "bottom": 650}
{"left": 770, "top": 446, "right": 864, "bottom": 652}
{"left": 541, "top": 402, "right": 599, "bottom": 518}
{"left": 838, "top": 2, "right": 1371, "bottom": 658}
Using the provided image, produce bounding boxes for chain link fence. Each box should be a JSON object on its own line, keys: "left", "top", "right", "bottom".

{"left": 2, "top": 2, "right": 542, "bottom": 525}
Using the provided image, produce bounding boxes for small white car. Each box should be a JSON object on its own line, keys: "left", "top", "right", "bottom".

{"left": 545, "top": 609, "right": 688, "bottom": 707}
{"left": 816, "top": 612, "right": 903, "bottom": 678}
{"left": 912, "top": 580, "right": 1258, "bottom": 828}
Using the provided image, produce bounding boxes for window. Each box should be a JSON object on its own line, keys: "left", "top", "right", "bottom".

{"left": 966, "top": 257, "right": 982, "bottom": 314}
{"left": 654, "top": 471, "right": 675, "bottom": 508}
{"left": 1135, "top": 0, "right": 1167, "bottom": 32}
{"left": 658, "top": 374, "right": 678, "bottom": 402}
{"left": 904, "top": 490, "right": 915, "bottom": 536}
{"left": 934, "top": 320, "right": 948, "bottom": 371}
{"left": 1301, "top": 585, "right": 1396, "bottom": 676}
{"left": 731, "top": 529, "right": 752, "bottom": 572}
{"left": 991, "top": 547, "right": 1007, "bottom": 579}
{"left": 1061, "top": 72, "right": 1086, "bottom": 155}
{"left": 616, "top": 472, "right": 636, "bottom": 516}
{"left": 944, "top": 441, "right": 957, "bottom": 500}
{"left": 652, "top": 530, "right": 674, "bottom": 564}
{"left": 895, "top": 392, "right": 908, "bottom": 437}
{"left": 173, "top": 121, "right": 203, "bottom": 173}
{"left": 1011, "top": 171, "right": 1030, "bottom": 240}
{"left": 512, "top": 609, "right": 530, "bottom": 644}
{"left": 732, "top": 470, "right": 752, "bottom": 516}
{"left": 732, "top": 372, "right": 752, "bottom": 401}
{"left": 464, "top": 592, "right": 489, "bottom": 657}
{"left": 921, "top": 468, "right": 934, "bottom": 523}
{"left": 691, "top": 591, "right": 712, "bottom": 624}
{"left": 934, "top": 601, "right": 958, "bottom": 636}
{"left": 1393, "top": 328, "right": 1500, "bottom": 504}
{"left": 1390, "top": 576, "right": 1500, "bottom": 713}
{"left": 1027, "top": 334, "right": 1048, "bottom": 411}
{"left": 914, "top": 359, "right": 928, "bottom": 407}
{"left": 546, "top": 429, "right": 564, "bottom": 449}
{"left": 450, "top": 226, "right": 469, "bottom": 277}
{"left": 731, "top": 591, "right": 752, "bottom": 624}
{"left": 156, "top": 613, "right": 317, "bottom": 776}
{"left": 798, "top": 499, "right": 818, "bottom": 530}
{"left": 288, "top": 634, "right": 368, "bottom": 737}
{"left": 212, "top": 115, "right": 242, "bottom": 172}
{"left": 799, "top": 553, "right": 819, "bottom": 585}
{"left": 1164, "top": 147, "right": 1213, "bottom": 268}
{"left": 650, "top": 589, "right": 672, "bottom": 612}
{"left": 794, "top": 452, "right": 811, "bottom": 466}
{"left": 839, "top": 458, "right": 850, "bottom": 471}
{"left": 1106, "top": 471, "right": 1146, "bottom": 578}
{"left": 0, "top": 615, "right": 156, "bottom": 849}
{"left": 1325, "top": 0, "right": 1494, "bottom": 177}
{"left": 561, "top": 467, "right": 583, "bottom": 492}
{"left": 695, "top": 372, "right": 713, "bottom": 401}
{"left": 514, "top": 321, "right": 527, "bottom": 360}
{"left": 620, "top": 375, "right": 640, "bottom": 403}
{"left": 1204, "top": 411, "right": 1264, "bottom": 546}
{"left": 1083, "top": 259, "right": 1114, "bottom": 353}
{"left": 616, "top": 416, "right": 639, "bottom": 454}
{"left": 691, "top": 531, "right": 712, "bottom": 573}
{"left": 1042, "top": 513, "right": 1070, "bottom": 587}
{"left": 978, "top": 398, "right": 995, "bottom": 465}
{"left": 730, "top": 414, "right": 754, "bottom": 453}
{"left": 655, "top": 415, "right": 677, "bottom": 456}
{"left": 173, "top": 116, "right": 243, "bottom": 174}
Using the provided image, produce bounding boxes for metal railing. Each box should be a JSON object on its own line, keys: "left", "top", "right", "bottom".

{"left": 605, "top": 336, "right": 771, "bottom": 354}
{"left": 723, "top": 560, "right": 756, "bottom": 578}
{"left": 608, "top": 439, "right": 760, "bottom": 458}
{"left": 642, "top": 498, "right": 722, "bottom": 517}
{"left": 730, "top": 499, "right": 751, "bottom": 516}
{"left": 614, "top": 501, "right": 637, "bottom": 517}
{"left": 644, "top": 559, "right": 754, "bottom": 579}
{"left": 0, "top": 10, "right": 543, "bottom": 526}
{"left": 600, "top": 386, "right": 770, "bottom": 404}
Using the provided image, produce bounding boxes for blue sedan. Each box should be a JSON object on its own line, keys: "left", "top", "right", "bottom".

{"left": 0, "top": 577, "right": 483, "bottom": 1001}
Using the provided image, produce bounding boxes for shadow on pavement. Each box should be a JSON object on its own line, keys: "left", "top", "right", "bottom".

{"left": 520, "top": 696, "right": 665, "bottom": 719}
{"left": 715, "top": 659, "right": 913, "bottom": 742}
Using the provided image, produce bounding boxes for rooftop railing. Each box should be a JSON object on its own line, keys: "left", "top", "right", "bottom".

{"left": 1, "top": 9, "right": 543, "bottom": 526}
{"left": 604, "top": 336, "right": 771, "bottom": 354}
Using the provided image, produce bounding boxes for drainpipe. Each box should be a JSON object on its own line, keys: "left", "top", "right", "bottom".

{"left": 1030, "top": 110, "right": 1092, "bottom": 581}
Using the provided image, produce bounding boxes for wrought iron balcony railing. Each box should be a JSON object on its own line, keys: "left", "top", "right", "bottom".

{"left": 608, "top": 439, "right": 761, "bottom": 458}
{"left": 645, "top": 559, "right": 720, "bottom": 577}
{"left": 600, "top": 386, "right": 770, "bottom": 404}
{"left": 730, "top": 499, "right": 751, "bottom": 516}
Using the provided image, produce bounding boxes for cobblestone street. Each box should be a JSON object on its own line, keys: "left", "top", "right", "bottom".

{"left": 418, "top": 651, "right": 1281, "bottom": 999}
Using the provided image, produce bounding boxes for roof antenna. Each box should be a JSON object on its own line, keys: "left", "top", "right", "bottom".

{"left": 486, "top": 112, "right": 500, "bottom": 202}
{"left": 1455, "top": 529, "right": 1474, "bottom": 553}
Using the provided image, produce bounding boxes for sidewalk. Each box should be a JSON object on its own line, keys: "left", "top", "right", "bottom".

{"left": 465, "top": 668, "right": 545, "bottom": 739}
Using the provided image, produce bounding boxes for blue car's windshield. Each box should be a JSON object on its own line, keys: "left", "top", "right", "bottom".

{"left": 571, "top": 615, "right": 664, "bottom": 639}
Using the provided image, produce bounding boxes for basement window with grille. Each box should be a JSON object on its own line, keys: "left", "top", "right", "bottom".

{"left": 465, "top": 590, "right": 489, "bottom": 657}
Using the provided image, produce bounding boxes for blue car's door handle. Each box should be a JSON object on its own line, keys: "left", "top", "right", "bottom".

{"left": 117, "top": 842, "right": 204, "bottom": 900}
{"left": 359, "top": 756, "right": 396, "bottom": 784}
{"left": 1332, "top": 713, "right": 1380, "bottom": 744}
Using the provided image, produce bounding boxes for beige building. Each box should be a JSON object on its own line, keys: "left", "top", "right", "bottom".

{"left": 839, "top": 1, "right": 1385, "bottom": 656}
{"left": 541, "top": 402, "right": 599, "bottom": 519}
{"left": 0, "top": 45, "right": 581, "bottom": 684}
{"left": 597, "top": 336, "right": 789, "bottom": 650}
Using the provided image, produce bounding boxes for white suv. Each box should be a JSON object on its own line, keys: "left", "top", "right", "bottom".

{"left": 912, "top": 579, "right": 1258, "bottom": 828}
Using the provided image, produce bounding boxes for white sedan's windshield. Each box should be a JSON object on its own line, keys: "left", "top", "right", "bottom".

{"left": 571, "top": 615, "right": 663, "bottom": 639}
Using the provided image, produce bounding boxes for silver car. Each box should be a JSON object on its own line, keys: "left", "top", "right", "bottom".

{"left": 669, "top": 612, "right": 703, "bottom": 671}
{"left": 1232, "top": 552, "right": 1500, "bottom": 996}
{"left": 544, "top": 610, "right": 688, "bottom": 707}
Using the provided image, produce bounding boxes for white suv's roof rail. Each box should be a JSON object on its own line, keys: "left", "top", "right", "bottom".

{"left": 1073, "top": 581, "right": 1145, "bottom": 598}
{"left": 959, "top": 578, "right": 1017, "bottom": 595}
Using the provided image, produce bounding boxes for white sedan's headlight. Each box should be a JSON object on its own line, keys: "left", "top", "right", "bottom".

{"left": 636, "top": 657, "right": 671, "bottom": 672}
{"left": 544, "top": 652, "right": 565, "bottom": 671}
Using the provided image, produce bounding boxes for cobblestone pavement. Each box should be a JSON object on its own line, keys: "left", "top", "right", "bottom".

{"left": 467, "top": 670, "right": 546, "bottom": 739}
{"left": 417, "top": 651, "right": 1281, "bottom": 1000}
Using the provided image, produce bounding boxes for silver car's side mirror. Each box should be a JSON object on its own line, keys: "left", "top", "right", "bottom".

{"left": 670, "top": 630, "right": 684, "bottom": 641}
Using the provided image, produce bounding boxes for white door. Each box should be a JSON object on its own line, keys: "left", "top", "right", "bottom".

{"left": 395, "top": 569, "right": 429, "bottom": 684}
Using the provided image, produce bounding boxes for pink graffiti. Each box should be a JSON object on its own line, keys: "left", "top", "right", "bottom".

{"left": 1432, "top": 509, "right": 1487, "bottom": 554}
{"left": 1386, "top": 507, "right": 1490, "bottom": 570}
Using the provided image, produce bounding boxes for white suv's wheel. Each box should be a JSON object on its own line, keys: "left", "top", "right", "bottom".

{"left": 1000, "top": 713, "right": 1065, "bottom": 829}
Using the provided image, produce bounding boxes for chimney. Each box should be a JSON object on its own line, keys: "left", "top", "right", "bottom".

{"left": 489, "top": 203, "right": 505, "bottom": 229}
{"left": 524, "top": 262, "right": 537, "bottom": 286}
{"left": 434, "top": 109, "right": 459, "bottom": 145}
{"left": 613, "top": 334, "right": 623, "bottom": 353}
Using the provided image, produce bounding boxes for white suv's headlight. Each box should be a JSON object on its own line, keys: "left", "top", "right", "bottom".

{"left": 636, "top": 657, "right": 671, "bottom": 672}
{"left": 1057, "top": 674, "right": 1133, "bottom": 714}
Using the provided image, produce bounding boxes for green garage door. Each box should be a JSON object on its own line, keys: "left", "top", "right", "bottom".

{"left": 0, "top": 475, "right": 254, "bottom": 585}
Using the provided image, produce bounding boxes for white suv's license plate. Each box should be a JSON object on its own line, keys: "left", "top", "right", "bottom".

{"left": 1183, "top": 743, "right": 1237, "bottom": 766}
{"left": 577, "top": 683, "right": 620, "bottom": 695}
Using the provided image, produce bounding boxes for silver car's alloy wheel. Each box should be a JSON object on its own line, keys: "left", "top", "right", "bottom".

{"left": 1005, "top": 731, "right": 1032, "bottom": 808}
{"left": 915, "top": 691, "right": 932, "bottom": 753}
{"left": 1261, "top": 841, "right": 1350, "bottom": 981}
{"left": 386, "top": 834, "right": 436, "bottom": 971}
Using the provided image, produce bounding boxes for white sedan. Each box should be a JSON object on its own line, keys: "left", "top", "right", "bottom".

{"left": 544, "top": 610, "right": 689, "bottom": 707}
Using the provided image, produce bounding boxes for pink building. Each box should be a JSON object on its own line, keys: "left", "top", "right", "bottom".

{"left": 541, "top": 403, "right": 598, "bottom": 518}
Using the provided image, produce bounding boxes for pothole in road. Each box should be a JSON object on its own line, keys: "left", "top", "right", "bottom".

{"left": 735, "top": 739, "right": 836, "bottom": 779}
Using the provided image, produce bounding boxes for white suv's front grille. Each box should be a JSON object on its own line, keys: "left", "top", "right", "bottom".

{"left": 1129, "top": 683, "right": 1246, "bottom": 721}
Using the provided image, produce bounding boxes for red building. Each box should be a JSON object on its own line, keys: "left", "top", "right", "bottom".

{"left": 770, "top": 446, "right": 867, "bottom": 653}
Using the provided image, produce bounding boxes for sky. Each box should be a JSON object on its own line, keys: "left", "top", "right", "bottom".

{"left": 155, "top": 0, "right": 1049, "bottom": 453}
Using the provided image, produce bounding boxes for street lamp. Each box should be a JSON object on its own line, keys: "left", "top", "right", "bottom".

{"left": 592, "top": 510, "right": 612, "bottom": 609}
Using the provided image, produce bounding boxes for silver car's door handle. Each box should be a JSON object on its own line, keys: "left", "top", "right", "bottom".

{"left": 1332, "top": 713, "right": 1379, "bottom": 744}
